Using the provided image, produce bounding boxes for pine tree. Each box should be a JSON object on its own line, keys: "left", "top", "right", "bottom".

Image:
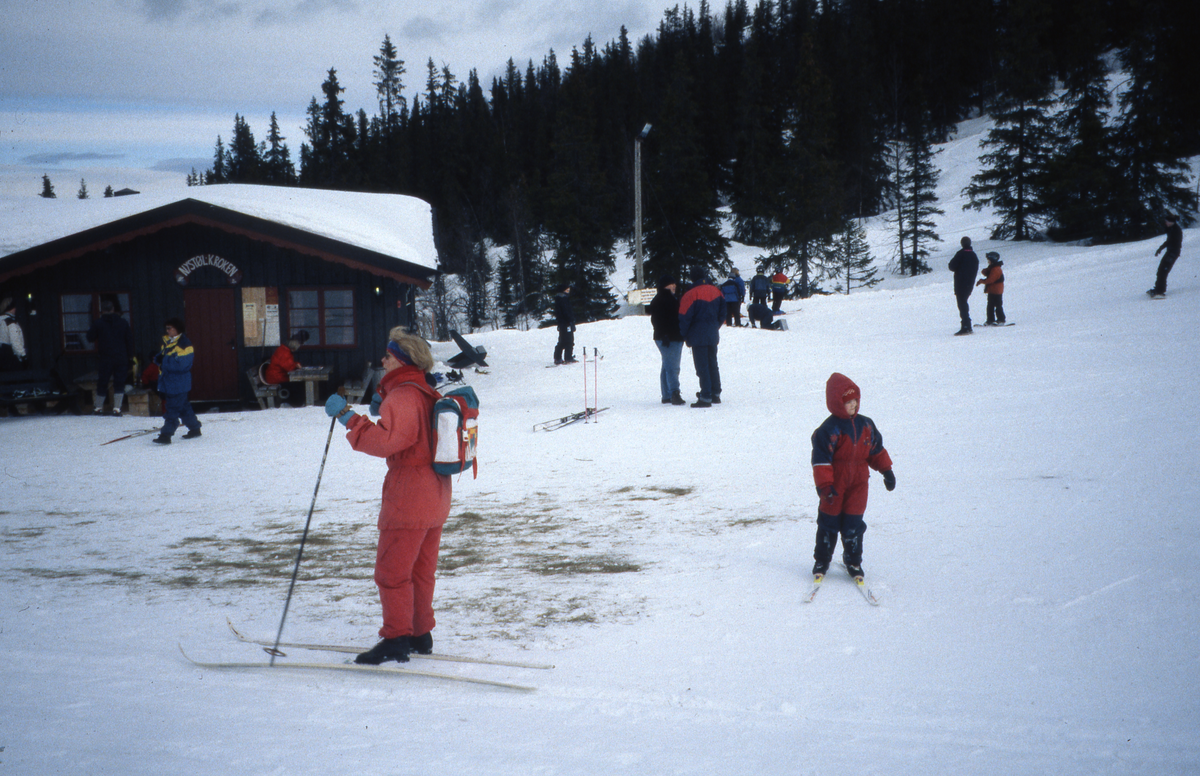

{"left": 40, "top": 174, "right": 56, "bottom": 198}
{"left": 300, "top": 69, "right": 356, "bottom": 186}
{"left": 891, "top": 120, "right": 941, "bottom": 276}
{"left": 207, "top": 136, "right": 229, "bottom": 184}
{"left": 104, "top": 185, "right": 115, "bottom": 197}
{"left": 262, "top": 112, "right": 295, "bottom": 185}
{"left": 962, "top": 0, "right": 1056, "bottom": 240}
{"left": 77, "top": 179, "right": 89, "bottom": 199}
{"left": 1043, "top": 48, "right": 1117, "bottom": 242}
{"left": 640, "top": 49, "right": 729, "bottom": 287}
{"left": 826, "top": 219, "right": 880, "bottom": 294}
{"left": 764, "top": 34, "right": 840, "bottom": 298}
{"left": 227, "top": 114, "right": 262, "bottom": 182}
{"left": 373, "top": 34, "right": 407, "bottom": 138}
{"left": 1106, "top": 3, "right": 1199, "bottom": 240}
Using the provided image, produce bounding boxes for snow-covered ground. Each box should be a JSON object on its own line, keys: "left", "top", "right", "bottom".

{"left": 2, "top": 121, "right": 1198, "bottom": 775}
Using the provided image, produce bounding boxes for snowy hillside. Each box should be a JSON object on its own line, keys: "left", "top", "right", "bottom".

{"left": 2, "top": 118, "right": 1199, "bottom": 775}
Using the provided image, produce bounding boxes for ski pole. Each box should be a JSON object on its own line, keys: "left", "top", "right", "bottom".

{"left": 269, "top": 389, "right": 342, "bottom": 664}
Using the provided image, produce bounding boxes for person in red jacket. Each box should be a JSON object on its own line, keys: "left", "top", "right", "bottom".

{"left": 810, "top": 373, "right": 895, "bottom": 580}
{"left": 324, "top": 329, "right": 452, "bottom": 665}
{"left": 263, "top": 338, "right": 303, "bottom": 385}
{"left": 976, "top": 251, "right": 1006, "bottom": 325}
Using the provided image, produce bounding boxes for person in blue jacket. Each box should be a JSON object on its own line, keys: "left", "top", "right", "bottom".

{"left": 678, "top": 272, "right": 726, "bottom": 408}
{"left": 721, "top": 268, "right": 746, "bottom": 327}
{"left": 152, "top": 318, "right": 201, "bottom": 444}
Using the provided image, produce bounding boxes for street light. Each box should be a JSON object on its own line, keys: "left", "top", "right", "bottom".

{"left": 634, "top": 123, "right": 652, "bottom": 312}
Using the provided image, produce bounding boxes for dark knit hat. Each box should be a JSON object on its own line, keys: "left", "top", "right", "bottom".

{"left": 985, "top": 251, "right": 1000, "bottom": 262}
{"left": 165, "top": 317, "right": 186, "bottom": 333}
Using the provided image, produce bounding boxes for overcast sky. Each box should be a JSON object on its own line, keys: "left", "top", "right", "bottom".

{"left": 0, "top": 0, "right": 672, "bottom": 196}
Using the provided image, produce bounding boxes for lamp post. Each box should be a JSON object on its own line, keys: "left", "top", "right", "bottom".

{"left": 634, "top": 123, "right": 651, "bottom": 312}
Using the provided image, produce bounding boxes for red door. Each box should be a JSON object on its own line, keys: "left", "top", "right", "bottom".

{"left": 183, "top": 288, "right": 240, "bottom": 401}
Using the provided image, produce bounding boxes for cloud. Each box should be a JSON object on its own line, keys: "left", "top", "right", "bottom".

{"left": 152, "top": 157, "right": 211, "bottom": 174}
{"left": 22, "top": 152, "right": 126, "bottom": 166}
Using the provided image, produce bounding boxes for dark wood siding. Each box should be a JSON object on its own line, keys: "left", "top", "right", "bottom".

{"left": 10, "top": 222, "right": 419, "bottom": 406}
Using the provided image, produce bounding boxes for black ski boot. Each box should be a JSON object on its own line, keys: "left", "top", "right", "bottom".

{"left": 410, "top": 632, "right": 433, "bottom": 655}
{"left": 355, "top": 636, "right": 411, "bottom": 665}
{"left": 812, "top": 561, "right": 830, "bottom": 577}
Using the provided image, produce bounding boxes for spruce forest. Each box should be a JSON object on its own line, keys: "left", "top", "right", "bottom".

{"left": 195, "top": 0, "right": 1198, "bottom": 328}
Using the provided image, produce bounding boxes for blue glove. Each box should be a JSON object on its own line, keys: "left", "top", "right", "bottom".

{"left": 369, "top": 392, "right": 382, "bottom": 417}
{"left": 325, "top": 393, "right": 357, "bottom": 425}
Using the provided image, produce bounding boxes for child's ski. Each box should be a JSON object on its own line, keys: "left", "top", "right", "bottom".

{"left": 101, "top": 428, "right": 160, "bottom": 445}
{"left": 855, "top": 577, "right": 881, "bottom": 605}
{"left": 802, "top": 574, "right": 824, "bottom": 603}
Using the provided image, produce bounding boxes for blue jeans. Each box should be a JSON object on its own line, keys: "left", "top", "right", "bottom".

{"left": 691, "top": 344, "right": 721, "bottom": 402}
{"left": 655, "top": 340, "right": 683, "bottom": 399}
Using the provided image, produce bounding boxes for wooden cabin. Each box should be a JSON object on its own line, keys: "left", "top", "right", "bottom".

{"left": 0, "top": 184, "right": 440, "bottom": 406}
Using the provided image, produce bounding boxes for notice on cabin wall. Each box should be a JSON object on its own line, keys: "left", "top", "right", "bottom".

{"left": 241, "top": 287, "right": 265, "bottom": 347}
{"left": 264, "top": 304, "right": 280, "bottom": 347}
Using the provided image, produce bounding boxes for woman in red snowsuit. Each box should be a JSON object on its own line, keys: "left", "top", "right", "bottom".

{"left": 810, "top": 373, "right": 895, "bottom": 578}
{"left": 326, "top": 330, "right": 452, "bottom": 665}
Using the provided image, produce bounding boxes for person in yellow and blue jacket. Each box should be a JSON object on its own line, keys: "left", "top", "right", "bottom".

{"left": 152, "top": 318, "right": 201, "bottom": 444}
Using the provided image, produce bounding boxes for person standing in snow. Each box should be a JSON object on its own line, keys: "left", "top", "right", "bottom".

{"left": 152, "top": 318, "right": 201, "bottom": 444}
{"left": 976, "top": 251, "right": 1006, "bottom": 325}
{"left": 770, "top": 271, "right": 788, "bottom": 313}
{"left": 86, "top": 298, "right": 134, "bottom": 415}
{"left": 324, "top": 330, "right": 452, "bottom": 665}
{"left": 948, "top": 236, "right": 980, "bottom": 334}
{"left": 649, "top": 274, "right": 685, "bottom": 405}
{"left": 721, "top": 268, "right": 746, "bottom": 327}
{"left": 1148, "top": 215, "right": 1183, "bottom": 298}
{"left": 810, "top": 373, "right": 895, "bottom": 580}
{"left": 749, "top": 268, "right": 770, "bottom": 307}
{"left": 678, "top": 271, "right": 726, "bottom": 408}
{"left": 0, "top": 296, "right": 27, "bottom": 371}
{"left": 552, "top": 283, "right": 577, "bottom": 365}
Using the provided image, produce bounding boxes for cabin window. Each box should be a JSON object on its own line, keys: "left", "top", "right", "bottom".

{"left": 287, "top": 288, "right": 356, "bottom": 347}
{"left": 61, "top": 293, "right": 132, "bottom": 352}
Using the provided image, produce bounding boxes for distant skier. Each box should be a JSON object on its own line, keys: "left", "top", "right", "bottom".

{"left": 770, "top": 271, "right": 788, "bottom": 312}
{"left": 976, "top": 251, "right": 1006, "bottom": 325}
{"left": 649, "top": 274, "right": 685, "bottom": 405}
{"left": 948, "top": 236, "right": 980, "bottom": 334}
{"left": 552, "top": 283, "right": 577, "bottom": 364}
{"left": 1148, "top": 215, "right": 1183, "bottom": 298}
{"left": 749, "top": 268, "right": 770, "bottom": 307}
{"left": 810, "top": 372, "right": 895, "bottom": 581}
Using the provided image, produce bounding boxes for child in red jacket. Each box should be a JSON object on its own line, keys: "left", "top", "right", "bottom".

{"left": 810, "top": 373, "right": 895, "bottom": 580}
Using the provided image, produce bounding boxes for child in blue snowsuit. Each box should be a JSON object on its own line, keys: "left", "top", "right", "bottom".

{"left": 152, "top": 318, "right": 202, "bottom": 444}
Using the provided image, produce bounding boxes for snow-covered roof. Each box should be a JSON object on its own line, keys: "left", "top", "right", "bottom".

{"left": 0, "top": 184, "right": 439, "bottom": 273}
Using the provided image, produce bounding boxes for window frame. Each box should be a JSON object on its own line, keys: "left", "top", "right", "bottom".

{"left": 285, "top": 287, "right": 357, "bottom": 348}
{"left": 61, "top": 292, "right": 132, "bottom": 354}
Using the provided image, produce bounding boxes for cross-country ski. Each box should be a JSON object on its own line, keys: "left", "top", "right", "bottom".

{"left": 226, "top": 619, "right": 554, "bottom": 669}
{"left": 179, "top": 645, "right": 536, "bottom": 692}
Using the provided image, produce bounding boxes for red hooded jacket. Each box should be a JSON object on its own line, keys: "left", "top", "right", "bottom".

{"left": 810, "top": 373, "right": 892, "bottom": 515}
{"left": 345, "top": 366, "right": 452, "bottom": 531}
{"left": 263, "top": 344, "right": 300, "bottom": 384}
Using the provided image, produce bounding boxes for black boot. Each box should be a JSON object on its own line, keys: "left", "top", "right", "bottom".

{"left": 670, "top": 392, "right": 686, "bottom": 405}
{"left": 843, "top": 530, "right": 864, "bottom": 578}
{"left": 355, "top": 637, "right": 411, "bottom": 665}
{"left": 813, "top": 528, "right": 837, "bottom": 577}
{"left": 410, "top": 632, "right": 433, "bottom": 655}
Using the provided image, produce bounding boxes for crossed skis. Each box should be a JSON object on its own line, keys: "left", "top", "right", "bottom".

{"left": 803, "top": 563, "right": 880, "bottom": 605}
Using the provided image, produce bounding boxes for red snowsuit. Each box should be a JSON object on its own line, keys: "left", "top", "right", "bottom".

{"left": 263, "top": 344, "right": 300, "bottom": 384}
{"left": 345, "top": 366, "right": 452, "bottom": 640}
{"left": 810, "top": 373, "right": 893, "bottom": 568}
{"left": 811, "top": 373, "right": 892, "bottom": 515}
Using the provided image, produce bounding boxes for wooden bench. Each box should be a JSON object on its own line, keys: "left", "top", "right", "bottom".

{"left": 342, "top": 362, "right": 383, "bottom": 405}
{"left": 246, "top": 366, "right": 280, "bottom": 410}
{"left": 0, "top": 369, "right": 81, "bottom": 415}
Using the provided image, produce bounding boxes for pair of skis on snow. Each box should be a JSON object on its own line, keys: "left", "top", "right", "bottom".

{"left": 179, "top": 619, "right": 553, "bottom": 692}
{"left": 803, "top": 564, "right": 880, "bottom": 606}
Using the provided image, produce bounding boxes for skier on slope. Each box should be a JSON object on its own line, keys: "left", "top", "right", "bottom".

{"left": 810, "top": 373, "right": 895, "bottom": 580}
{"left": 1148, "top": 215, "right": 1183, "bottom": 298}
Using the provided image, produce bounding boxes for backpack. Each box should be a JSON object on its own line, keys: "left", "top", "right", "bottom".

{"left": 430, "top": 385, "right": 480, "bottom": 478}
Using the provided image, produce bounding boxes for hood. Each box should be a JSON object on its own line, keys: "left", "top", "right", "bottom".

{"left": 825, "top": 372, "right": 861, "bottom": 419}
